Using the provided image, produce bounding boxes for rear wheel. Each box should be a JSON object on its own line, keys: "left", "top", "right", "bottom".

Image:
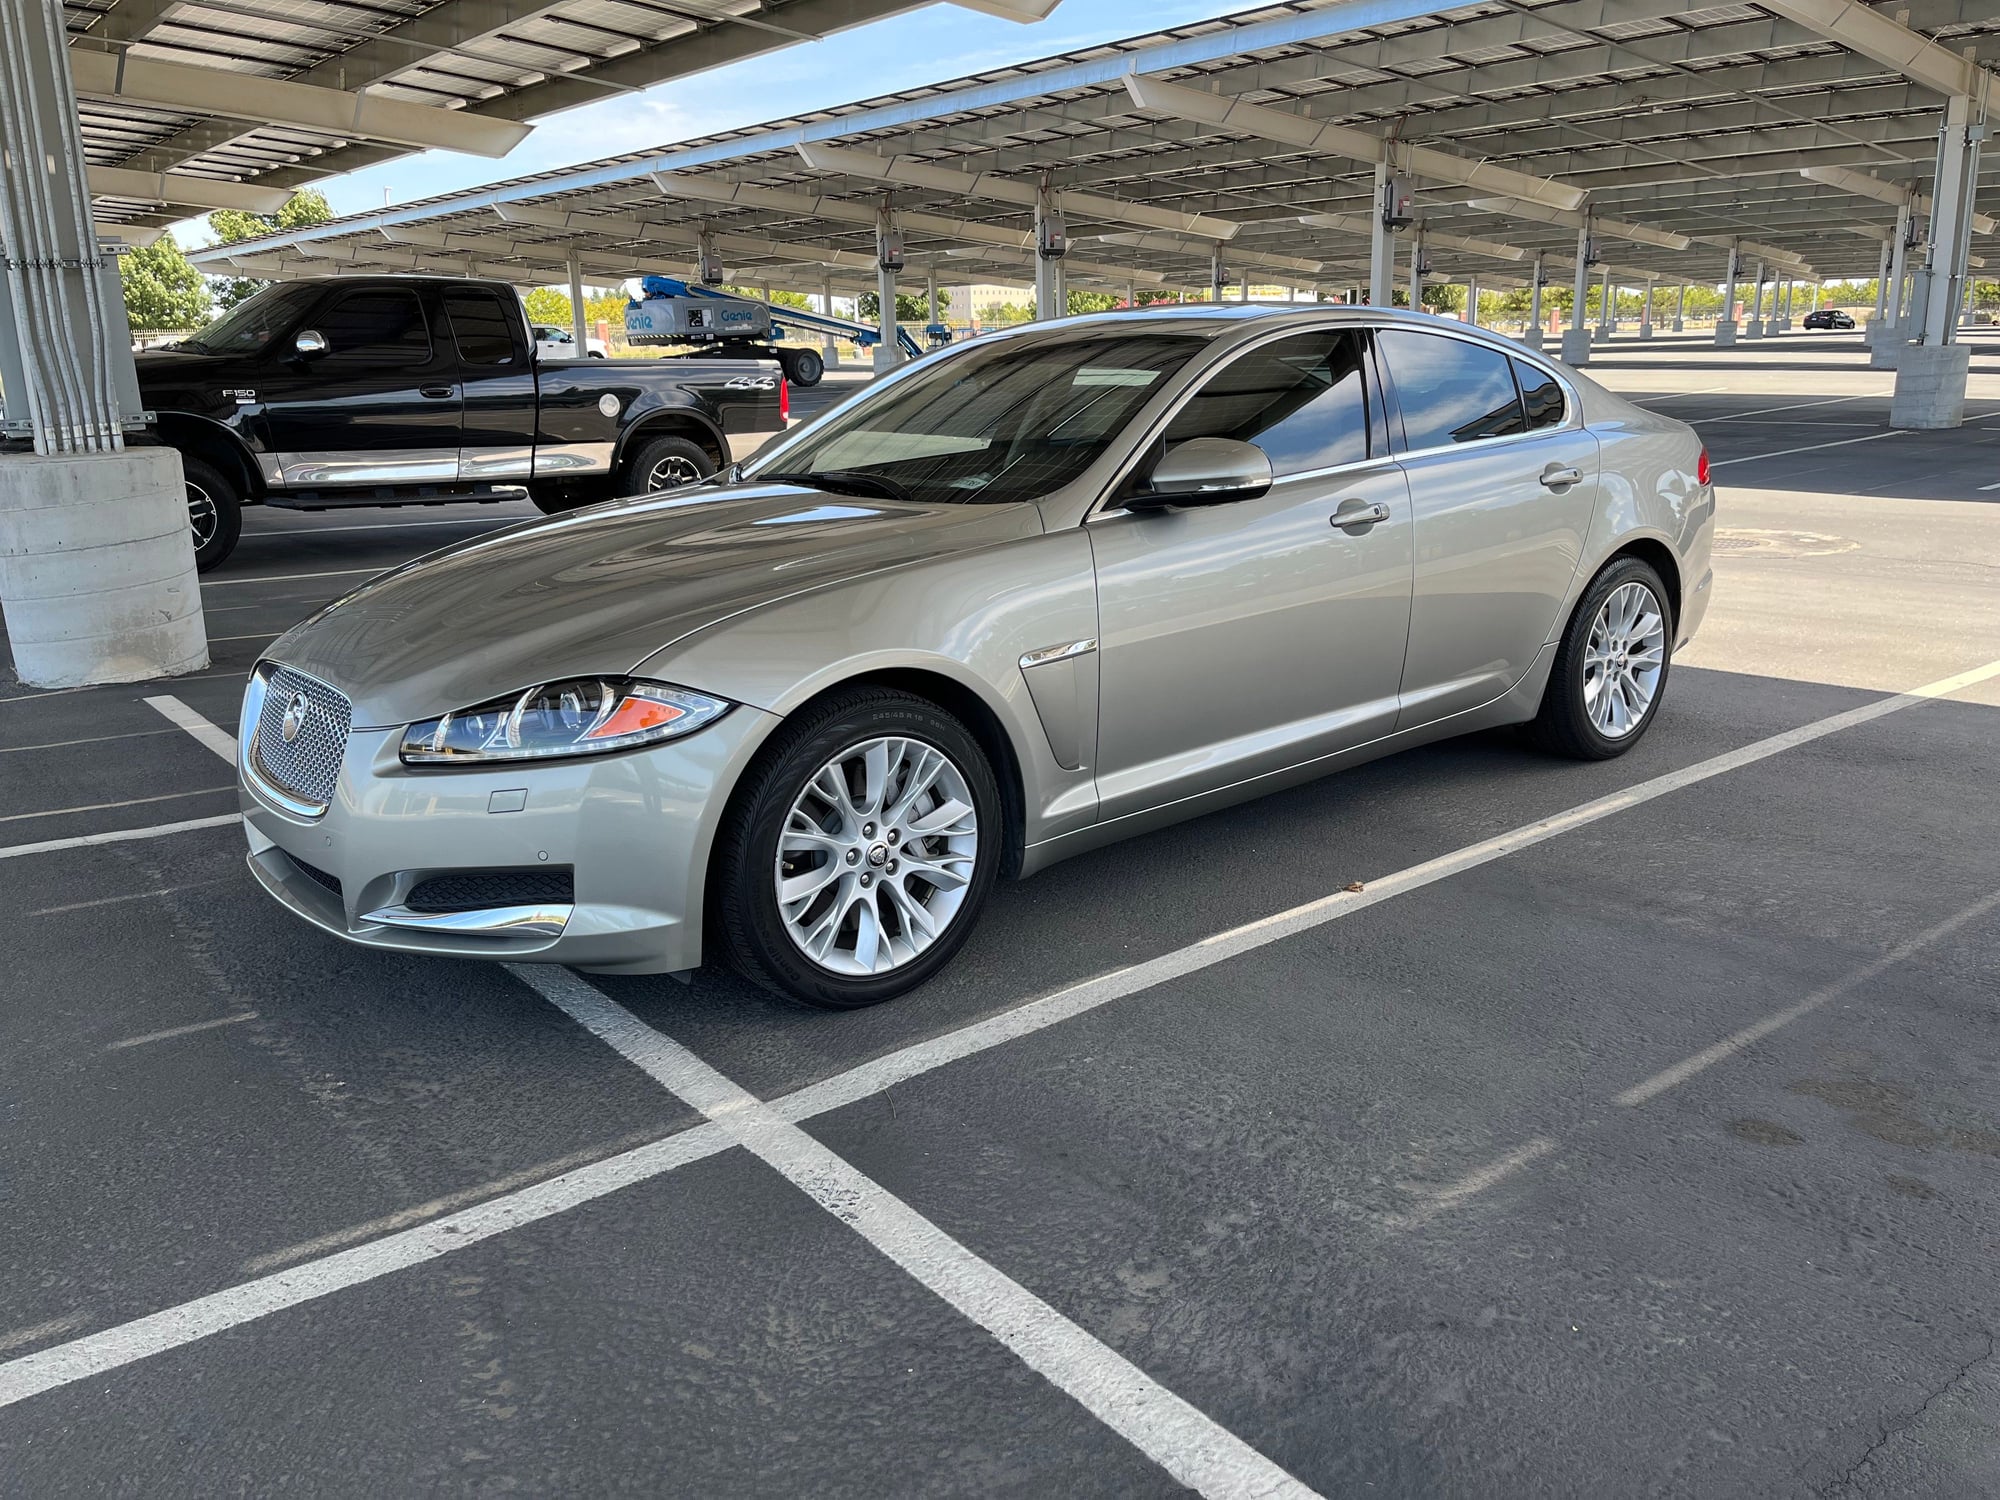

{"left": 712, "top": 689, "right": 1001, "bottom": 1008}
{"left": 182, "top": 455, "right": 242, "bottom": 572}
{"left": 781, "top": 347, "right": 824, "bottom": 387}
{"left": 624, "top": 433, "right": 713, "bottom": 493}
{"left": 1528, "top": 556, "right": 1672, "bottom": 760}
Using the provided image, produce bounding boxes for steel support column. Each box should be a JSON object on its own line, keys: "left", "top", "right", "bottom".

{"left": 1893, "top": 93, "right": 1982, "bottom": 428}
{"left": 0, "top": 0, "right": 204, "bottom": 686}
{"left": 1523, "top": 254, "right": 1545, "bottom": 350}
{"left": 1743, "top": 261, "right": 1766, "bottom": 340}
{"left": 1716, "top": 242, "right": 1740, "bottom": 346}
{"left": 1562, "top": 222, "right": 1593, "bottom": 366}
{"left": 1673, "top": 282, "right": 1687, "bottom": 333}
{"left": 1464, "top": 275, "right": 1479, "bottom": 327}
{"left": 1368, "top": 160, "right": 1396, "bottom": 308}
{"left": 567, "top": 249, "right": 588, "bottom": 352}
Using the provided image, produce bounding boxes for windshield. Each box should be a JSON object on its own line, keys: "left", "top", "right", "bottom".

{"left": 748, "top": 331, "right": 1206, "bottom": 505}
{"left": 180, "top": 282, "right": 322, "bottom": 356}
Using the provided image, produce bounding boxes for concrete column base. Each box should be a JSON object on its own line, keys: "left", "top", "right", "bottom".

{"left": 1889, "top": 342, "right": 1973, "bottom": 429}
{"left": 1714, "top": 321, "right": 1738, "bottom": 347}
{"left": 1743, "top": 321, "right": 1764, "bottom": 340}
{"left": 0, "top": 446, "right": 208, "bottom": 689}
{"left": 1869, "top": 339, "right": 1905, "bottom": 370}
{"left": 1559, "top": 328, "right": 1593, "bottom": 366}
{"left": 1763, "top": 319, "right": 1782, "bottom": 336}
{"left": 1592, "top": 326, "right": 1613, "bottom": 344}
{"left": 1639, "top": 323, "right": 1654, "bottom": 340}
{"left": 1778, "top": 318, "right": 1793, "bottom": 332}
{"left": 1671, "top": 319, "right": 1685, "bottom": 333}
{"left": 1862, "top": 321, "right": 1883, "bottom": 346}
{"left": 871, "top": 345, "right": 902, "bottom": 374}
{"left": 1519, "top": 327, "right": 1544, "bottom": 352}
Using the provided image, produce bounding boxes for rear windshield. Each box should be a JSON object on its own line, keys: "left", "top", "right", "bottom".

{"left": 748, "top": 332, "right": 1206, "bottom": 506}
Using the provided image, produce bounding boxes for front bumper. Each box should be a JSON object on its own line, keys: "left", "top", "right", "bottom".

{"left": 240, "top": 703, "right": 777, "bottom": 974}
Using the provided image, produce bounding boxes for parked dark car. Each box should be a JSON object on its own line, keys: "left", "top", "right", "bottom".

{"left": 1803, "top": 308, "right": 1856, "bottom": 330}
{"left": 136, "top": 276, "right": 786, "bottom": 570}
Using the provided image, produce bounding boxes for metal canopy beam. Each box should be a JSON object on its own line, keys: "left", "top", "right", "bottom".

{"left": 1760, "top": 0, "right": 2000, "bottom": 108}
{"left": 1800, "top": 164, "right": 1999, "bottom": 235}
{"left": 792, "top": 142, "right": 1240, "bottom": 239}
{"left": 66, "top": 46, "right": 532, "bottom": 158}
{"left": 1462, "top": 198, "right": 1690, "bottom": 252}
{"left": 1121, "top": 73, "right": 1586, "bottom": 213}
{"left": 85, "top": 166, "right": 290, "bottom": 215}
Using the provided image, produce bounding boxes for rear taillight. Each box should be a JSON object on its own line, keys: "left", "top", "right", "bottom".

{"left": 779, "top": 376, "right": 790, "bottom": 422}
{"left": 1696, "top": 448, "right": 1710, "bottom": 486}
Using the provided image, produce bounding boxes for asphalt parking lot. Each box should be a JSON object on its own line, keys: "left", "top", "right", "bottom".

{"left": 3, "top": 333, "right": 1998, "bottom": 1497}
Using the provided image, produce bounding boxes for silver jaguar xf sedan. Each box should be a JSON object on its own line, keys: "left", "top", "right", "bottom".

{"left": 239, "top": 306, "right": 1713, "bottom": 1007}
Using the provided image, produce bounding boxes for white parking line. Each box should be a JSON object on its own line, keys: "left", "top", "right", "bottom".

{"left": 200, "top": 567, "right": 386, "bottom": 588}
{"left": 1690, "top": 392, "right": 1887, "bottom": 423}
{"left": 515, "top": 966, "right": 1320, "bottom": 1500}
{"left": 0, "top": 813, "right": 241, "bottom": 862}
{"left": 0, "top": 728, "right": 180, "bottom": 755}
{"left": 1709, "top": 430, "right": 1906, "bottom": 468}
{"left": 1611, "top": 887, "right": 2000, "bottom": 1107}
{"left": 107, "top": 1012, "right": 259, "bottom": 1051}
{"left": 1396, "top": 1137, "right": 1558, "bottom": 1226}
{"left": 144, "top": 695, "right": 239, "bottom": 762}
{"left": 29, "top": 877, "right": 228, "bottom": 918}
{"left": 0, "top": 787, "right": 232, "bottom": 825}
{"left": 3, "top": 655, "right": 1996, "bottom": 1410}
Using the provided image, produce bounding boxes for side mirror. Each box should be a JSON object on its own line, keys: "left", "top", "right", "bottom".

{"left": 293, "top": 330, "right": 328, "bottom": 358}
{"left": 1127, "top": 437, "right": 1273, "bottom": 510}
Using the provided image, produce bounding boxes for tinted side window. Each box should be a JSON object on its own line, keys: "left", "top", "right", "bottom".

{"left": 446, "top": 289, "right": 523, "bottom": 366}
{"left": 1378, "top": 330, "right": 1524, "bottom": 449}
{"left": 1512, "top": 358, "right": 1565, "bottom": 430}
{"left": 311, "top": 290, "right": 431, "bottom": 364}
{"left": 1162, "top": 330, "right": 1371, "bottom": 476}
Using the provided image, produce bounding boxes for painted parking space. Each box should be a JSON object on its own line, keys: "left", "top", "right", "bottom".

{"left": 1, "top": 344, "right": 1997, "bottom": 1494}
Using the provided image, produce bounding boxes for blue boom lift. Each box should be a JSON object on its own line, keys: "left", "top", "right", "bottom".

{"left": 623, "top": 276, "right": 924, "bottom": 387}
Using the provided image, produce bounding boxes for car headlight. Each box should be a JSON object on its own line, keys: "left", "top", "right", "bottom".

{"left": 400, "top": 678, "right": 730, "bottom": 765}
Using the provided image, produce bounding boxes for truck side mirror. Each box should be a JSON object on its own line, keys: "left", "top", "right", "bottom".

{"left": 293, "top": 330, "right": 328, "bottom": 358}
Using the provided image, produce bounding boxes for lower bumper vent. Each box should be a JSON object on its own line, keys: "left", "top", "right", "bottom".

{"left": 406, "top": 869, "right": 575, "bottom": 913}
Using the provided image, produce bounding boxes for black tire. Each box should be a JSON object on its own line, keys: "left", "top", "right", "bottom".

{"left": 182, "top": 454, "right": 242, "bottom": 573}
{"left": 587, "top": 350, "right": 606, "bottom": 358}
{"left": 781, "top": 347, "right": 824, "bottom": 387}
{"left": 623, "top": 434, "right": 714, "bottom": 493}
{"left": 1528, "top": 555, "right": 1673, "bottom": 760}
{"left": 711, "top": 688, "right": 1003, "bottom": 1009}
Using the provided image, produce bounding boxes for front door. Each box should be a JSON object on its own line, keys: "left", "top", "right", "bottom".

{"left": 1090, "top": 328, "right": 1415, "bottom": 823}
{"left": 1374, "top": 329, "right": 1601, "bottom": 726}
{"left": 255, "top": 283, "right": 461, "bottom": 488}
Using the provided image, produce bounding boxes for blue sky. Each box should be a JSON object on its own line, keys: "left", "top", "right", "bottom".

{"left": 178, "top": 0, "right": 1236, "bottom": 242}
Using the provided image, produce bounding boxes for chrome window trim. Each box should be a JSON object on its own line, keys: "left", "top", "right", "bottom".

{"left": 1371, "top": 323, "right": 1585, "bottom": 458}
{"left": 1085, "top": 318, "right": 1389, "bottom": 523}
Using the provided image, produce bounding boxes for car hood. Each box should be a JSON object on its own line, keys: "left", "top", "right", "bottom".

{"left": 265, "top": 484, "right": 1045, "bottom": 727}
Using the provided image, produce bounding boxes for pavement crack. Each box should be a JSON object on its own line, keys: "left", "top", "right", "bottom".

{"left": 1813, "top": 1330, "right": 1996, "bottom": 1498}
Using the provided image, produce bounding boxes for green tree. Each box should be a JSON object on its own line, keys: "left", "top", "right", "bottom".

{"left": 122, "top": 237, "right": 210, "bottom": 330}
{"left": 856, "top": 288, "right": 951, "bottom": 323}
{"left": 206, "top": 190, "right": 332, "bottom": 310}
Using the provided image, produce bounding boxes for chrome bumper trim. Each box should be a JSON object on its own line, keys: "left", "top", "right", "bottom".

{"left": 362, "top": 903, "right": 573, "bottom": 939}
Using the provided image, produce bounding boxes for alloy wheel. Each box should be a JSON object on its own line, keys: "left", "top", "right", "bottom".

{"left": 187, "top": 481, "right": 217, "bottom": 550}
{"left": 773, "top": 735, "right": 979, "bottom": 976}
{"left": 645, "top": 455, "right": 704, "bottom": 489}
{"left": 1582, "top": 580, "right": 1666, "bottom": 738}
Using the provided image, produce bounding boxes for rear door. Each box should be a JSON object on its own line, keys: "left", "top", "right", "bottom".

{"left": 441, "top": 285, "right": 537, "bottom": 484}
{"left": 254, "top": 283, "right": 461, "bottom": 487}
{"left": 1089, "top": 327, "right": 1415, "bottom": 821}
{"left": 1376, "top": 329, "right": 1599, "bottom": 727}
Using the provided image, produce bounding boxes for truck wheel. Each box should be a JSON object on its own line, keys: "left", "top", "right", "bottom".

{"left": 624, "top": 434, "right": 713, "bottom": 493}
{"left": 182, "top": 456, "right": 242, "bottom": 573}
{"left": 782, "top": 348, "right": 824, "bottom": 388}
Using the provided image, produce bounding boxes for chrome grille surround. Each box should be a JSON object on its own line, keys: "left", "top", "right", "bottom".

{"left": 250, "top": 663, "right": 352, "bottom": 816}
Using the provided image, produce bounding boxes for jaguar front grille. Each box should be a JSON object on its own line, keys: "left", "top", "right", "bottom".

{"left": 251, "top": 664, "right": 352, "bottom": 815}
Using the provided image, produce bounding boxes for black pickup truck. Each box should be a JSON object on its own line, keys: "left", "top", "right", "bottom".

{"left": 136, "top": 275, "right": 787, "bottom": 570}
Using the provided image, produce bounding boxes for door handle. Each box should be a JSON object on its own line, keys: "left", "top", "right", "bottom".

{"left": 1331, "top": 500, "right": 1391, "bottom": 533}
{"left": 419, "top": 385, "right": 456, "bottom": 399}
{"left": 1540, "top": 463, "right": 1583, "bottom": 489}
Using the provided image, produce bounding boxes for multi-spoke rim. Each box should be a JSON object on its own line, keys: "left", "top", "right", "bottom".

{"left": 645, "top": 454, "right": 704, "bottom": 490}
{"left": 187, "top": 481, "right": 217, "bottom": 550}
{"left": 1583, "top": 580, "right": 1667, "bottom": 739}
{"left": 774, "top": 735, "right": 978, "bottom": 977}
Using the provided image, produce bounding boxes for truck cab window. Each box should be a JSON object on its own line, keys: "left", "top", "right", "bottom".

{"left": 310, "top": 289, "right": 432, "bottom": 365}
{"left": 445, "top": 290, "right": 523, "bottom": 367}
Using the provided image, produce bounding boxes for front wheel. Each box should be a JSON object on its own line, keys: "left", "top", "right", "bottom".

{"left": 1527, "top": 556, "right": 1673, "bottom": 760}
{"left": 711, "top": 689, "right": 1002, "bottom": 1008}
{"left": 182, "top": 455, "right": 242, "bottom": 573}
{"left": 624, "top": 433, "right": 714, "bottom": 493}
